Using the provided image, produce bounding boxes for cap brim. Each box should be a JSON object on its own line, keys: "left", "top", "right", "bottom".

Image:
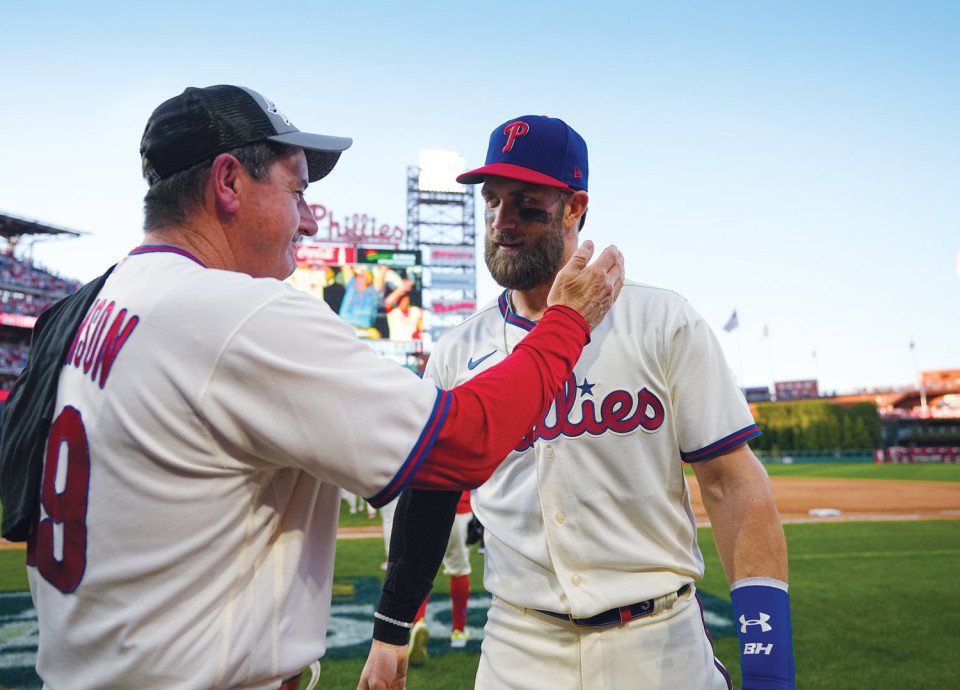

{"left": 456, "top": 162, "right": 572, "bottom": 190}
{"left": 269, "top": 132, "right": 353, "bottom": 182}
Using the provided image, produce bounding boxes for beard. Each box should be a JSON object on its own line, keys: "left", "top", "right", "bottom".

{"left": 484, "top": 209, "right": 566, "bottom": 291}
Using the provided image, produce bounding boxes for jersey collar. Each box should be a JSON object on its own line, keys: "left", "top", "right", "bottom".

{"left": 129, "top": 244, "right": 207, "bottom": 267}
{"left": 497, "top": 290, "right": 537, "bottom": 332}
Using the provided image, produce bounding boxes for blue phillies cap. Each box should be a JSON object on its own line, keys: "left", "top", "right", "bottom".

{"left": 457, "top": 115, "right": 588, "bottom": 192}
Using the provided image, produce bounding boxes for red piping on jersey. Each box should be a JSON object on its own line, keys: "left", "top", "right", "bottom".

{"left": 680, "top": 424, "right": 762, "bottom": 463}
{"left": 129, "top": 244, "right": 207, "bottom": 267}
{"left": 367, "top": 389, "right": 452, "bottom": 508}
{"left": 410, "top": 305, "right": 590, "bottom": 492}
{"left": 697, "top": 592, "right": 733, "bottom": 689}
{"left": 498, "top": 291, "right": 537, "bottom": 331}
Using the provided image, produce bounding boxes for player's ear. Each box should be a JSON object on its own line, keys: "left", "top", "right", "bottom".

{"left": 209, "top": 153, "right": 243, "bottom": 214}
{"left": 564, "top": 191, "right": 589, "bottom": 231}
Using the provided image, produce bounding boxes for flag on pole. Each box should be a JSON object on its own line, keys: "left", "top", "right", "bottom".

{"left": 723, "top": 310, "right": 739, "bottom": 333}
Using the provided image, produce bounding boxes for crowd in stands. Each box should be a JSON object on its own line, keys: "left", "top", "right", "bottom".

{"left": 0, "top": 252, "right": 82, "bottom": 318}
{"left": 0, "top": 291, "right": 56, "bottom": 316}
{"left": 0, "top": 339, "right": 30, "bottom": 389}
{"left": 0, "top": 253, "right": 81, "bottom": 302}
{"left": 0, "top": 250, "right": 82, "bottom": 388}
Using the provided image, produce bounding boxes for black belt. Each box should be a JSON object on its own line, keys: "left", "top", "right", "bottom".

{"left": 535, "top": 584, "right": 691, "bottom": 628}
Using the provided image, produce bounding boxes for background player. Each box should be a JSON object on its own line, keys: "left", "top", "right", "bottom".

{"left": 405, "top": 489, "right": 474, "bottom": 667}
{"left": 0, "top": 89, "right": 625, "bottom": 689}
{"left": 377, "top": 496, "right": 398, "bottom": 570}
{"left": 359, "top": 116, "right": 795, "bottom": 689}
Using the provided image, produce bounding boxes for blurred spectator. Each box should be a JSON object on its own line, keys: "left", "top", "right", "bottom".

{"left": 0, "top": 251, "right": 81, "bottom": 389}
{"left": 339, "top": 264, "right": 384, "bottom": 338}
{"left": 0, "top": 339, "right": 31, "bottom": 388}
{"left": 384, "top": 280, "right": 423, "bottom": 341}
{"left": 0, "top": 253, "right": 80, "bottom": 297}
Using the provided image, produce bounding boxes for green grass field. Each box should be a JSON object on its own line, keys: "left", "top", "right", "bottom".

{"left": 2, "top": 463, "right": 959, "bottom": 689}
{"left": 314, "top": 519, "right": 960, "bottom": 690}
{"left": 689, "top": 461, "right": 960, "bottom": 483}
{"left": 761, "top": 461, "right": 960, "bottom": 482}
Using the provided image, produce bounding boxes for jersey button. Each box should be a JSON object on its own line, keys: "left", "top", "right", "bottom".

{"left": 555, "top": 512, "right": 565, "bottom": 524}
{"left": 571, "top": 575, "right": 582, "bottom": 587}
{"left": 544, "top": 446, "right": 556, "bottom": 459}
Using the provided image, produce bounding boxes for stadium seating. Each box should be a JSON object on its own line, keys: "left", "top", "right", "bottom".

{"left": 0, "top": 251, "right": 80, "bottom": 388}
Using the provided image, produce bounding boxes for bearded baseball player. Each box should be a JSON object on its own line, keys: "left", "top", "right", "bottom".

{"left": 359, "top": 116, "right": 795, "bottom": 689}
{"left": 0, "top": 89, "right": 625, "bottom": 689}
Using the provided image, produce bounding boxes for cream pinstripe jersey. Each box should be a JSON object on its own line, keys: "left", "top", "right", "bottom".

{"left": 27, "top": 246, "right": 447, "bottom": 689}
{"left": 425, "top": 280, "right": 759, "bottom": 618}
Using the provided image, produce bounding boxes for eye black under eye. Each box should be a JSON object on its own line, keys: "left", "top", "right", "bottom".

{"left": 519, "top": 208, "right": 551, "bottom": 223}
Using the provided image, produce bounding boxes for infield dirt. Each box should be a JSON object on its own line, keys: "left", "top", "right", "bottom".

{"left": 3, "top": 477, "right": 959, "bottom": 550}
{"left": 688, "top": 477, "right": 960, "bottom": 524}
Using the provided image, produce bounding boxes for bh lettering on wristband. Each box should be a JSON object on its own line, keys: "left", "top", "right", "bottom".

{"left": 730, "top": 578, "right": 795, "bottom": 690}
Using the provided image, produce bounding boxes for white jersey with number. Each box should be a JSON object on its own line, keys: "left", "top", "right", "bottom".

{"left": 27, "top": 246, "right": 448, "bottom": 689}
{"left": 425, "top": 281, "right": 759, "bottom": 618}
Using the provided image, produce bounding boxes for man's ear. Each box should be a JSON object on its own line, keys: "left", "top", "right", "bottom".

{"left": 209, "top": 153, "right": 244, "bottom": 214}
{"left": 565, "top": 190, "right": 589, "bottom": 230}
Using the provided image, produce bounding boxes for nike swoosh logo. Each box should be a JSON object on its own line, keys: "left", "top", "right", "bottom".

{"left": 467, "top": 350, "right": 497, "bottom": 370}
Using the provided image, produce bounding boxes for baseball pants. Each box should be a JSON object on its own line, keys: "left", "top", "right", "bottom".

{"left": 442, "top": 512, "right": 473, "bottom": 577}
{"left": 380, "top": 498, "right": 398, "bottom": 558}
{"left": 475, "top": 587, "right": 731, "bottom": 690}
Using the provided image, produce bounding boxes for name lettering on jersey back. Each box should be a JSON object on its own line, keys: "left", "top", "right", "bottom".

{"left": 516, "top": 374, "right": 665, "bottom": 450}
{"left": 64, "top": 298, "right": 139, "bottom": 388}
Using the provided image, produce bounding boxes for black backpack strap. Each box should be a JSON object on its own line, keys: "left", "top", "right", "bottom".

{"left": 0, "top": 265, "right": 115, "bottom": 541}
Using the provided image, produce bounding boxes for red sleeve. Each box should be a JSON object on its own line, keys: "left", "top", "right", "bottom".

{"left": 410, "top": 304, "right": 588, "bottom": 490}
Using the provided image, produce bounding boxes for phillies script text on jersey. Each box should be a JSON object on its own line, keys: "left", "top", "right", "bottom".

{"left": 65, "top": 298, "right": 139, "bottom": 387}
{"left": 516, "top": 374, "right": 665, "bottom": 451}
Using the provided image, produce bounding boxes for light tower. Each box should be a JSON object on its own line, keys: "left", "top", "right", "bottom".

{"left": 405, "top": 150, "right": 477, "bottom": 345}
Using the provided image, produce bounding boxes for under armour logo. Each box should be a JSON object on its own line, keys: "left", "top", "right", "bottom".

{"left": 502, "top": 120, "right": 530, "bottom": 153}
{"left": 739, "top": 613, "right": 772, "bottom": 633}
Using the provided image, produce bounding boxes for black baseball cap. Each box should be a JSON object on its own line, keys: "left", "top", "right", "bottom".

{"left": 140, "top": 85, "right": 353, "bottom": 185}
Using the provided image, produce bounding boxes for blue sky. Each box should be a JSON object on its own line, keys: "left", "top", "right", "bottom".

{"left": 1, "top": 1, "right": 957, "bottom": 394}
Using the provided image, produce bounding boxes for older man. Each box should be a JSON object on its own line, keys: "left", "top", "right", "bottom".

{"left": 2, "top": 87, "right": 623, "bottom": 689}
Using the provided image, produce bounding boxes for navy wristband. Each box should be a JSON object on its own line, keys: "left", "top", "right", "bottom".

{"left": 730, "top": 579, "right": 795, "bottom": 690}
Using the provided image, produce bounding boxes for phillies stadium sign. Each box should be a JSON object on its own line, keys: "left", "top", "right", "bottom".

{"left": 295, "top": 244, "right": 357, "bottom": 266}
{"left": 309, "top": 203, "right": 405, "bottom": 246}
{"left": 293, "top": 245, "right": 423, "bottom": 268}
{"left": 432, "top": 300, "right": 477, "bottom": 315}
